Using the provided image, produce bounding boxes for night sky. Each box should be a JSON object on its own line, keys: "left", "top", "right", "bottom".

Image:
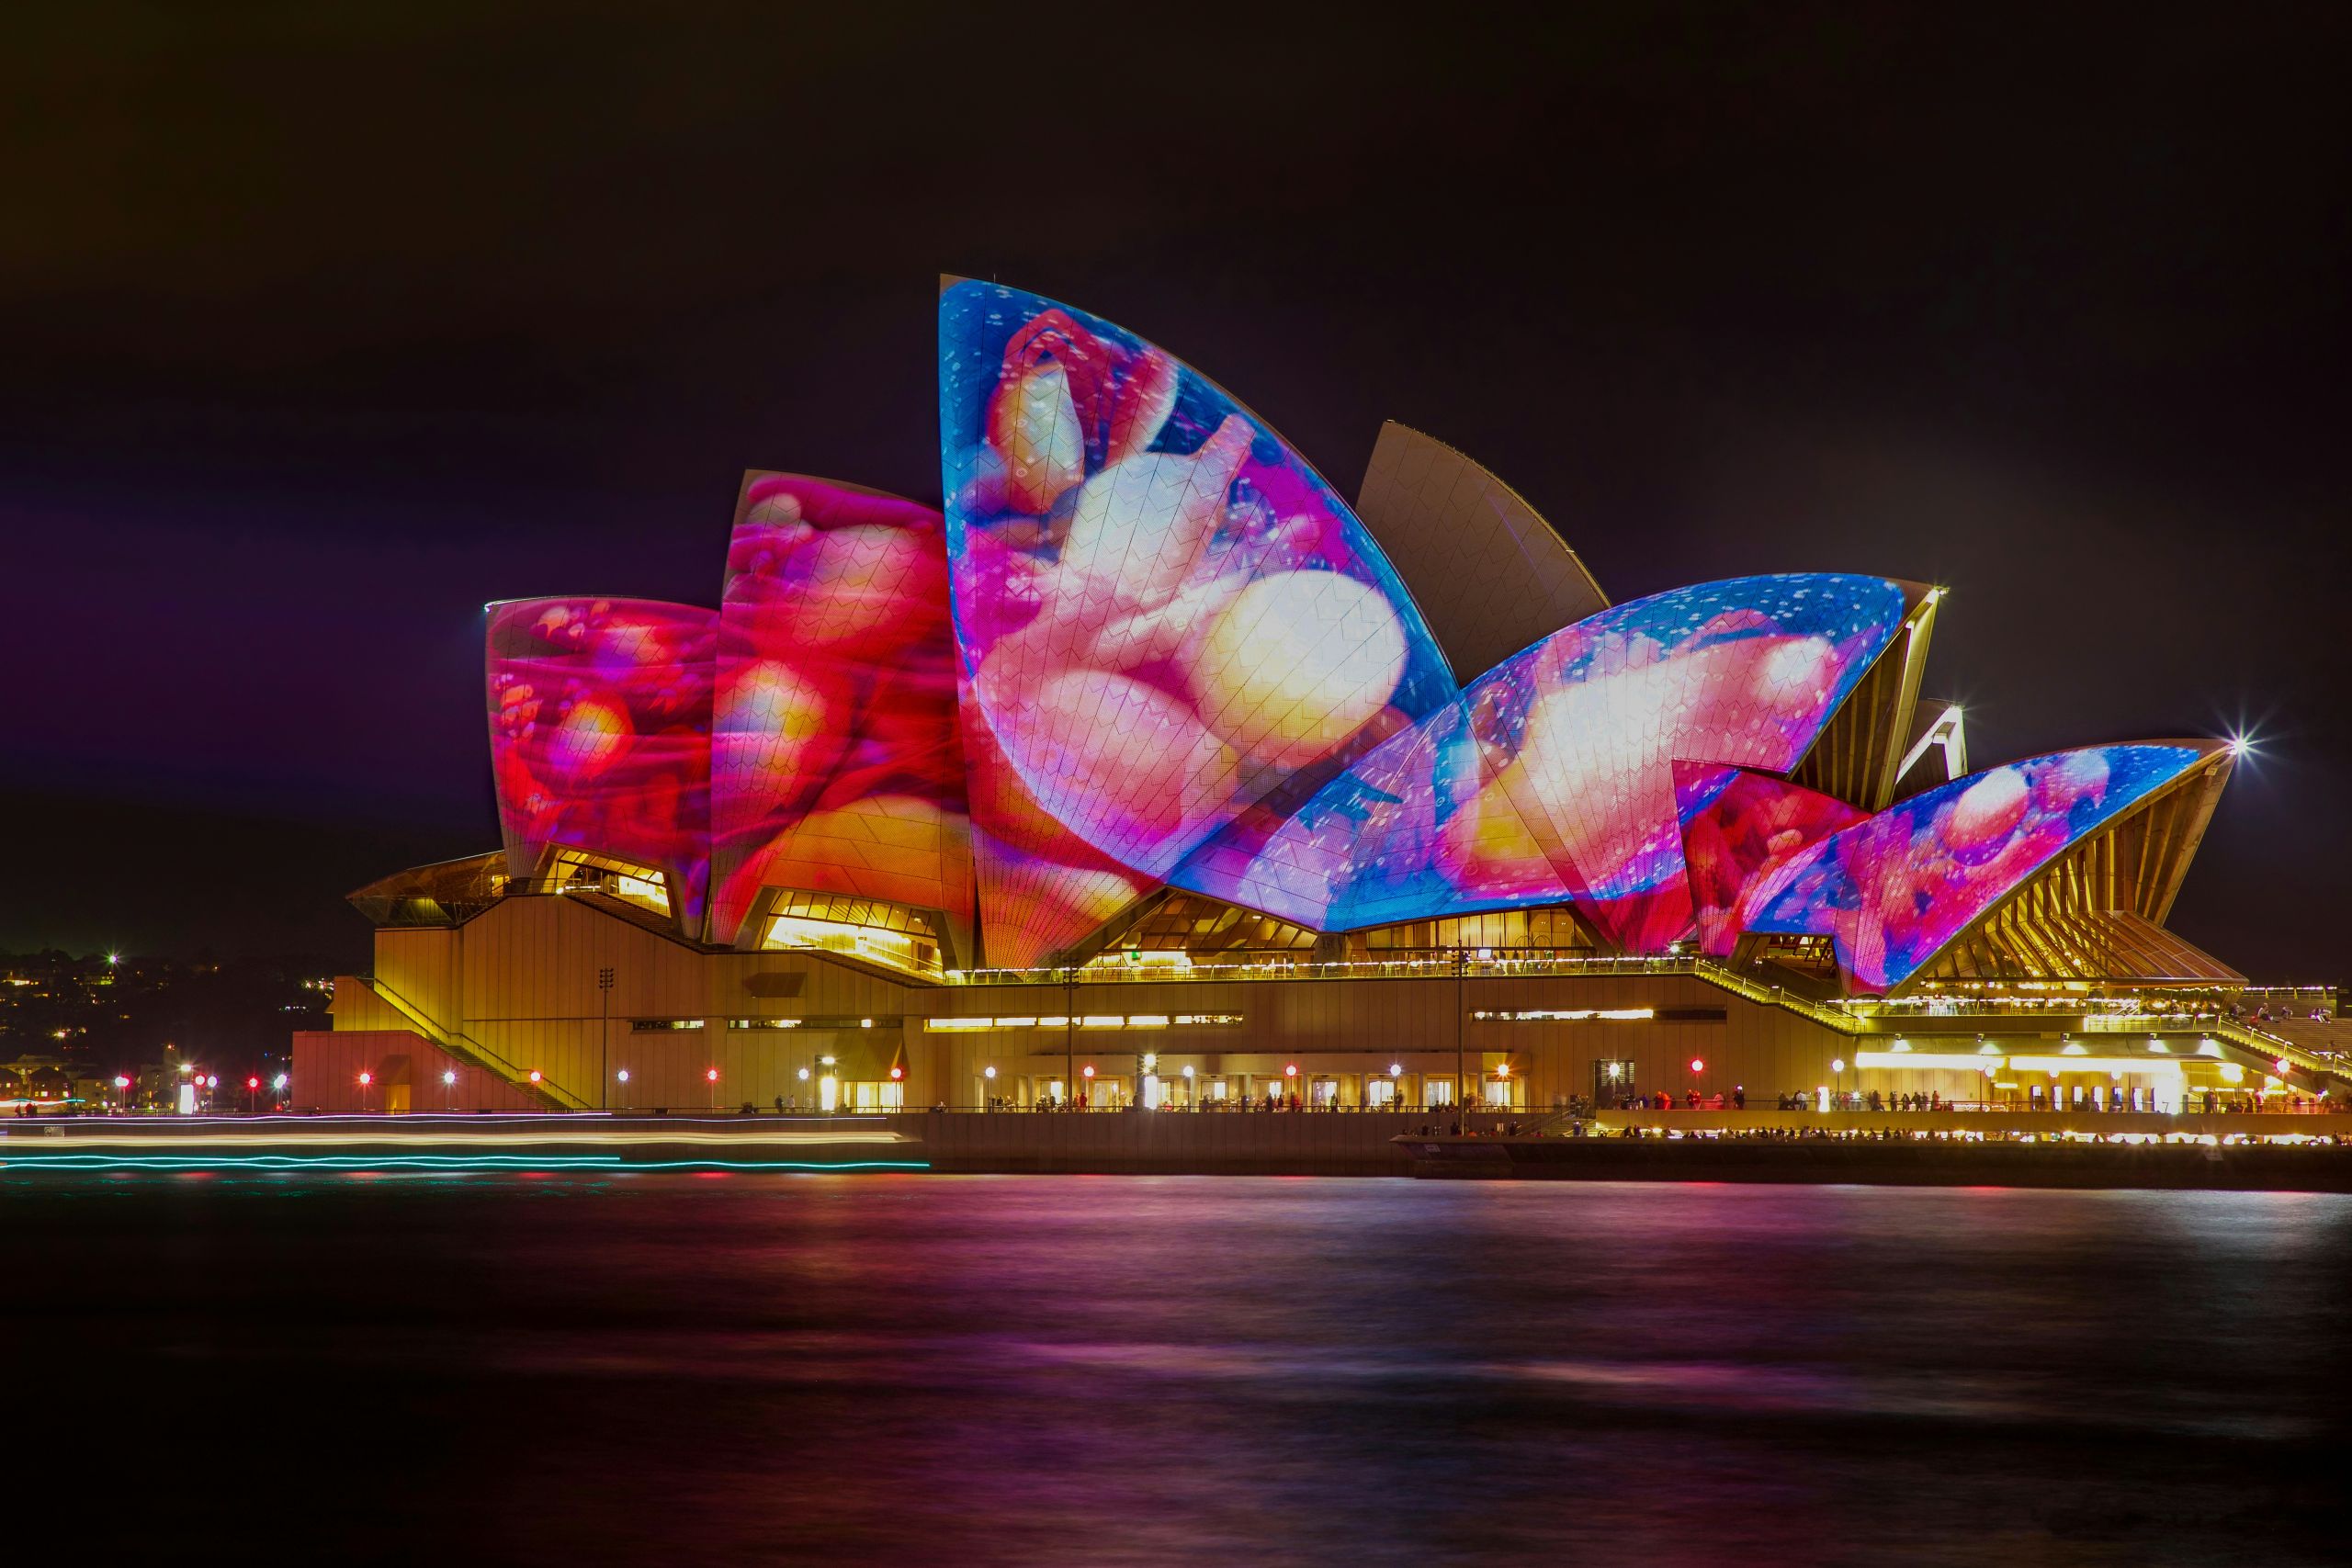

{"left": 6, "top": 6, "right": 2346, "bottom": 977}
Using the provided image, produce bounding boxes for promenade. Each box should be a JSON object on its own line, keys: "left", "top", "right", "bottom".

{"left": 4, "top": 1105, "right": 2348, "bottom": 1186}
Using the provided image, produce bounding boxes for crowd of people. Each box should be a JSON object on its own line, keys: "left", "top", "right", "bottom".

{"left": 1609, "top": 1089, "right": 1747, "bottom": 1111}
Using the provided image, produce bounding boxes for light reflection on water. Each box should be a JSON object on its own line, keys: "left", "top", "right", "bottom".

{"left": 10, "top": 1175, "right": 2348, "bottom": 1566}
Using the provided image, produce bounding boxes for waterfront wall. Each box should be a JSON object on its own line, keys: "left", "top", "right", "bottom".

{"left": 876, "top": 1109, "right": 1518, "bottom": 1176}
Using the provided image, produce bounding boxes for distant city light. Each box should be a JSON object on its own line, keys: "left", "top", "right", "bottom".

{"left": 272, "top": 1074, "right": 288, "bottom": 1091}
{"left": 983, "top": 1066, "right": 997, "bottom": 1080}
{"left": 1283, "top": 1063, "right": 1298, "bottom": 1078}
{"left": 616, "top": 1068, "right": 630, "bottom": 1083}
{"left": 706, "top": 1067, "right": 719, "bottom": 1082}
{"left": 357, "top": 1072, "right": 373, "bottom": 1087}
{"left": 1081, "top": 1065, "right": 1096, "bottom": 1079}
{"left": 442, "top": 1070, "right": 458, "bottom": 1086}
{"left": 1688, "top": 1058, "right": 1704, "bottom": 1075}
{"left": 1388, "top": 1063, "right": 1403, "bottom": 1077}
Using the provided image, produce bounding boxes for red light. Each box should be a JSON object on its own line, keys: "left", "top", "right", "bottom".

{"left": 1689, "top": 1058, "right": 1706, "bottom": 1075}
{"left": 246, "top": 1077, "right": 260, "bottom": 1090}
{"left": 706, "top": 1067, "right": 719, "bottom": 1082}
{"left": 888, "top": 1065, "right": 903, "bottom": 1080}
{"left": 1283, "top": 1064, "right": 1298, "bottom": 1078}
{"left": 357, "top": 1072, "right": 372, "bottom": 1087}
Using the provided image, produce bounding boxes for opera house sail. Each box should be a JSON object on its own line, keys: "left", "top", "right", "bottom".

{"left": 454, "top": 279, "right": 2246, "bottom": 994}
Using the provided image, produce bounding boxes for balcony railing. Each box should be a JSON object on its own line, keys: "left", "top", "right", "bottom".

{"left": 944, "top": 954, "right": 1706, "bottom": 987}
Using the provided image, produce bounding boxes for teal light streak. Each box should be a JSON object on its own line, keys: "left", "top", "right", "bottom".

{"left": 0, "top": 1155, "right": 931, "bottom": 1173}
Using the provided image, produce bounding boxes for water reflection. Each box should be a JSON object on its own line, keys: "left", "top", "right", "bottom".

{"left": 10, "top": 1176, "right": 2347, "bottom": 1565}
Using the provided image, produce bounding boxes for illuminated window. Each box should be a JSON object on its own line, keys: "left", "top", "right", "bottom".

{"left": 1470, "top": 1008, "right": 1659, "bottom": 1022}
{"left": 763, "top": 912, "right": 940, "bottom": 978}
{"left": 548, "top": 851, "right": 674, "bottom": 918}
{"left": 922, "top": 1012, "right": 1244, "bottom": 1032}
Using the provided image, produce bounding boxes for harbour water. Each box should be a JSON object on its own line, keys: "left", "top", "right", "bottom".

{"left": 10, "top": 1174, "right": 2348, "bottom": 1565}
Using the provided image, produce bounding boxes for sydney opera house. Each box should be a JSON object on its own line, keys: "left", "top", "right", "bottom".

{"left": 294, "top": 281, "right": 2334, "bottom": 1116}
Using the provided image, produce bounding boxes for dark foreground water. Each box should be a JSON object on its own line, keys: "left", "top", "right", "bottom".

{"left": 8, "top": 1175, "right": 2350, "bottom": 1566}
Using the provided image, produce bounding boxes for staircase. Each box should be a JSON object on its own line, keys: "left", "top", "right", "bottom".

{"left": 353, "top": 975, "right": 588, "bottom": 1111}
{"left": 1693, "top": 961, "right": 1868, "bottom": 1034}
{"left": 2207, "top": 1017, "right": 2352, "bottom": 1094}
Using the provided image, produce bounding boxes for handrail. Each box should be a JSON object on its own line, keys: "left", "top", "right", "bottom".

{"left": 356, "top": 976, "right": 588, "bottom": 1111}
{"left": 1690, "top": 962, "right": 1868, "bottom": 1034}
{"left": 2206, "top": 1017, "right": 2352, "bottom": 1089}
{"left": 944, "top": 954, "right": 1710, "bottom": 986}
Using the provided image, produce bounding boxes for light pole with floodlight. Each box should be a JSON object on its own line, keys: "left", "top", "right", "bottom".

{"left": 596, "top": 966, "right": 616, "bottom": 1110}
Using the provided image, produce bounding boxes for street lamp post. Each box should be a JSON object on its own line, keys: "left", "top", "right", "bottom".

{"left": 1454, "top": 946, "right": 1467, "bottom": 1122}
{"left": 1065, "top": 964, "right": 1078, "bottom": 1108}
{"left": 597, "top": 965, "right": 616, "bottom": 1110}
